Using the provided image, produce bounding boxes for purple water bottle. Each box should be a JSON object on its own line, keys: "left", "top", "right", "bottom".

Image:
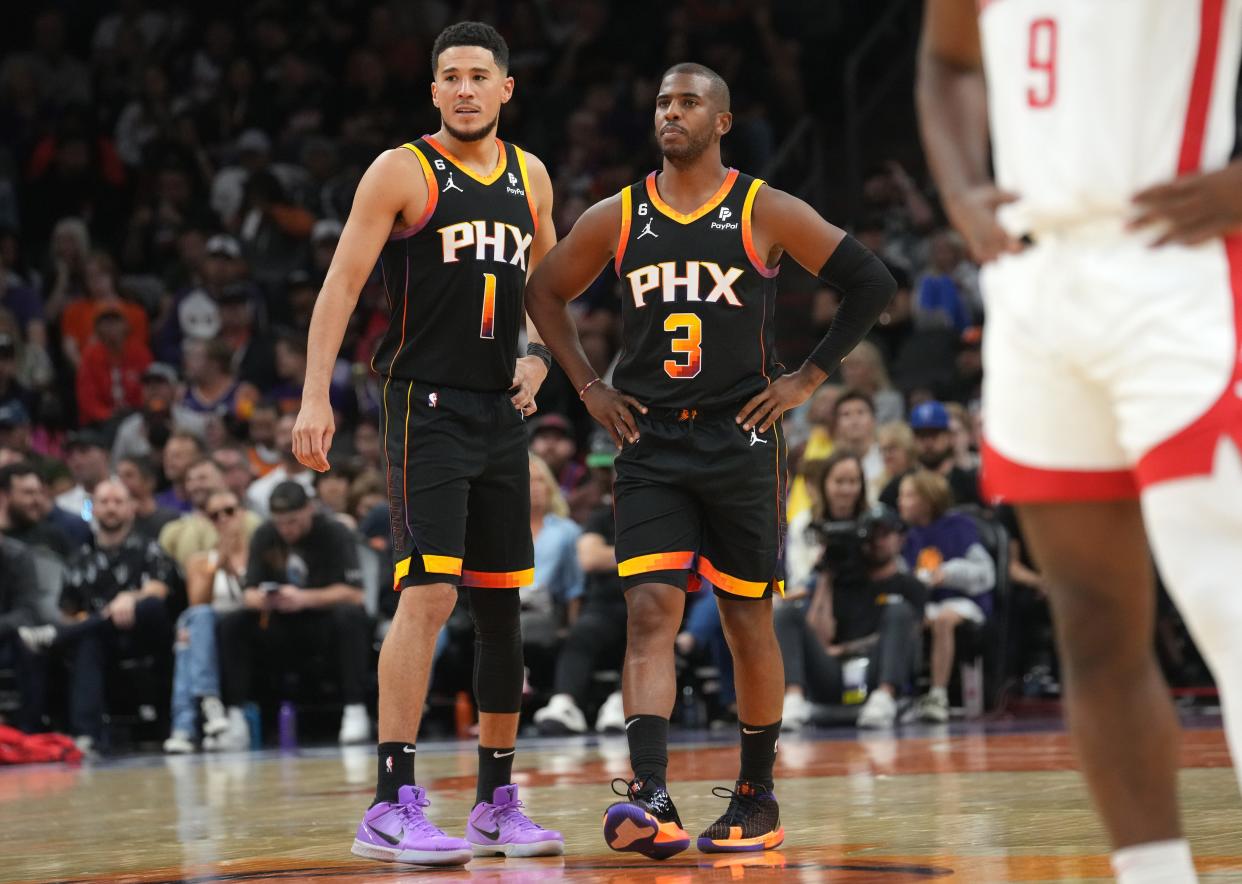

{"left": 278, "top": 701, "right": 298, "bottom": 751}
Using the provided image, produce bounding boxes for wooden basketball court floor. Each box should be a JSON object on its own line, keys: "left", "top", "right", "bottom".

{"left": 2, "top": 719, "right": 1241, "bottom": 883}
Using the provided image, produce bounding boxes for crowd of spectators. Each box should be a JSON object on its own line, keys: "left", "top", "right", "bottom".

{"left": 0, "top": 1, "right": 1084, "bottom": 752}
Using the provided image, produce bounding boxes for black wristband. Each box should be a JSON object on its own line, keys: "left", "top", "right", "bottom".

{"left": 806, "top": 235, "right": 896, "bottom": 375}
{"left": 526, "top": 341, "right": 553, "bottom": 370}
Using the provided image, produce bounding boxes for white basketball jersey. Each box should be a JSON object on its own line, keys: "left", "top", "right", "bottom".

{"left": 980, "top": 0, "right": 1242, "bottom": 234}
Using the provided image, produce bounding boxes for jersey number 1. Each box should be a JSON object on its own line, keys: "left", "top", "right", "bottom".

{"left": 479, "top": 273, "right": 496, "bottom": 339}
{"left": 1027, "top": 18, "right": 1057, "bottom": 108}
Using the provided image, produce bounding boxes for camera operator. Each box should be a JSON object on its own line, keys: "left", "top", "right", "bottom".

{"left": 775, "top": 505, "right": 926, "bottom": 731}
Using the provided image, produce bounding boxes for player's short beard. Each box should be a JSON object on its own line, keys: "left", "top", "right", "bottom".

{"left": 444, "top": 112, "right": 500, "bottom": 143}
{"left": 659, "top": 126, "right": 715, "bottom": 165}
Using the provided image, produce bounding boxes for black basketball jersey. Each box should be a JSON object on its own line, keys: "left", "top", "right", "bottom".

{"left": 612, "top": 168, "right": 781, "bottom": 409}
{"left": 372, "top": 136, "right": 538, "bottom": 391}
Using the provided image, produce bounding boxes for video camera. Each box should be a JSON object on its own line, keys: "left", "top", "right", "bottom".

{"left": 809, "top": 505, "right": 904, "bottom": 582}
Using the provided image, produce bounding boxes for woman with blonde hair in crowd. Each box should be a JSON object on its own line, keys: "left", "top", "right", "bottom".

{"left": 840, "top": 339, "right": 904, "bottom": 425}
{"left": 897, "top": 470, "right": 995, "bottom": 724}
{"left": 164, "top": 488, "right": 249, "bottom": 752}
{"left": 785, "top": 452, "right": 869, "bottom": 600}
{"left": 876, "top": 421, "right": 917, "bottom": 492}
{"left": 523, "top": 452, "right": 584, "bottom": 692}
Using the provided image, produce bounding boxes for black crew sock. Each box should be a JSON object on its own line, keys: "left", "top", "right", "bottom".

{"left": 477, "top": 745, "right": 515, "bottom": 806}
{"left": 374, "top": 741, "right": 416, "bottom": 805}
{"left": 738, "top": 720, "right": 780, "bottom": 790}
{"left": 625, "top": 714, "right": 670, "bottom": 789}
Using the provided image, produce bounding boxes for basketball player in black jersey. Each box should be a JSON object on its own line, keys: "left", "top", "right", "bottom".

{"left": 526, "top": 64, "right": 895, "bottom": 858}
{"left": 293, "top": 23, "right": 564, "bottom": 865}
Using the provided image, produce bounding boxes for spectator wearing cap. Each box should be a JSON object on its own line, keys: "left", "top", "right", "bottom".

{"left": 56, "top": 430, "right": 111, "bottom": 522}
{"left": 0, "top": 461, "right": 75, "bottom": 558}
{"left": 155, "top": 431, "right": 204, "bottom": 513}
{"left": 878, "top": 401, "right": 980, "bottom": 509}
{"left": 217, "top": 283, "right": 278, "bottom": 391}
{"left": 176, "top": 338, "right": 259, "bottom": 439}
{"left": 152, "top": 234, "right": 244, "bottom": 366}
{"left": 56, "top": 479, "right": 178, "bottom": 751}
{"left": 215, "top": 481, "right": 371, "bottom": 747}
{"left": 75, "top": 303, "right": 152, "bottom": 428}
{"left": 898, "top": 470, "right": 995, "bottom": 724}
{"left": 831, "top": 390, "right": 885, "bottom": 502}
{"left": 776, "top": 505, "right": 927, "bottom": 731}
{"left": 246, "top": 413, "right": 315, "bottom": 518}
{"left": 115, "top": 455, "right": 181, "bottom": 541}
{"left": 528, "top": 413, "right": 587, "bottom": 500}
{"left": 111, "top": 362, "right": 179, "bottom": 463}
{"left": 60, "top": 251, "right": 148, "bottom": 369}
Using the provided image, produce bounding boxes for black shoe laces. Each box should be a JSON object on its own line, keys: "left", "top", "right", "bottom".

{"left": 711, "top": 783, "right": 770, "bottom": 827}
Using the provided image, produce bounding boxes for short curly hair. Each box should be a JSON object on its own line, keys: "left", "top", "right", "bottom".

{"left": 431, "top": 21, "right": 509, "bottom": 76}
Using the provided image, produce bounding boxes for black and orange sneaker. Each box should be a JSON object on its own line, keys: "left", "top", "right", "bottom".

{"left": 695, "top": 781, "right": 784, "bottom": 853}
{"left": 602, "top": 777, "right": 691, "bottom": 860}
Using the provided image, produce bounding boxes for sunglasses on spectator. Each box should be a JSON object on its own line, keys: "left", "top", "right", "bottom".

{"left": 208, "top": 506, "right": 238, "bottom": 522}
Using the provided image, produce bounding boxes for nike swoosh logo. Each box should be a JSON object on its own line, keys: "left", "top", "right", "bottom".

{"left": 742, "top": 727, "right": 765, "bottom": 735}
{"left": 492, "top": 750, "right": 515, "bottom": 758}
{"left": 476, "top": 825, "right": 502, "bottom": 841}
{"left": 402, "top": 746, "right": 416, "bottom": 753}
{"left": 369, "top": 824, "right": 402, "bottom": 846}
{"left": 625, "top": 719, "right": 639, "bottom": 730}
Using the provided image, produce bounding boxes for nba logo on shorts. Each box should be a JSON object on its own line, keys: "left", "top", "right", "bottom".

{"left": 428, "top": 392, "right": 438, "bottom": 408}
{"left": 385, "top": 755, "right": 393, "bottom": 774}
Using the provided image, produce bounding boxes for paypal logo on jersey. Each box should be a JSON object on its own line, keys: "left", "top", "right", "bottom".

{"left": 710, "top": 205, "right": 738, "bottom": 231}
{"left": 506, "top": 172, "right": 526, "bottom": 197}
{"left": 439, "top": 220, "right": 534, "bottom": 270}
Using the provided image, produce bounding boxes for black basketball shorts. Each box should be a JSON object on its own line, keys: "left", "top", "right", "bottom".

{"left": 613, "top": 406, "right": 787, "bottom": 600}
{"left": 381, "top": 379, "right": 533, "bottom": 590}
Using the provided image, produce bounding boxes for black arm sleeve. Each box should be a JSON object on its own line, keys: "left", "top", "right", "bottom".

{"left": 805, "top": 235, "right": 897, "bottom": 375}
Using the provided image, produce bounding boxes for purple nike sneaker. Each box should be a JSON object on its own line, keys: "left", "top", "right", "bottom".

{"left": 351, "top": 785, "right": 472, "bottom": 866}
{"left": 466, "top": 784, "right": 565, "bottom": 857}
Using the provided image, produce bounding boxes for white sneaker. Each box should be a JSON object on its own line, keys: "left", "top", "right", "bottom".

{"left": 594, "top": 691, "right": 626, "bottom": 734}
{"left": 901, "top": 691, "right": 949, "bottom": 724}
{"left": 200, "top": 696, "right": 229, "bottom": 739}
{"left": 339, "top": 703, "right": 371, "bottom": 744}
{"left": 164, "top": 730, "right": 195, "bottom": 753}
{"left": 205, "top": 706, "right": 250, "bottom": 751}
{"left": 18, "top": 624, "right": 57, "bottom": 653}
{"left": 856, "top": 690, "right": 897, "bottom": 729}
{"left": 533, "top": 693, "right": 588, "bottom": 735}
{"left": 780, "top": 692, "right": 812, "bottom": 731}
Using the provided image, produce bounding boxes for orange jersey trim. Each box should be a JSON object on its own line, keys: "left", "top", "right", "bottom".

{"left": 614, "top": 185, "right": 632, "bottom": 275}
{"left": 393, "top": 143, "right": 439, "bottom": 239}
{"left": 462, "top": 568, "right": 534, "bottom": 589}
{"left": 617, "top": 551, "right": 696, "bottom": 577}
{"left": 513, "top": 145, "right": 539, "bottom": 234}
{"left": 645, "top": 168, "right": 739, "bottom": 224}
{"left": 422, "top": 554, "right": 463, "bottom": 576}
{"left": 423, "top": 134, "right": 508, "bottom": 185}
{"left": 696, "top": 557, "right": 776, "bottom": 599}
{"left": 742, "top": 178, "right": 779, "bottom": 278}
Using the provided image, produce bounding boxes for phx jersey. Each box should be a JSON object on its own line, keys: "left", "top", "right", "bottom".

{"left": 373, "top": 136, "right": 538, "bottom": 391}
{"left": 613, "top": 169, "right": 780, "bottom": 409}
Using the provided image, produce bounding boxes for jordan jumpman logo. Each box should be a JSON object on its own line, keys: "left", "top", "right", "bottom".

{"left": 443, "top": 172, "right": 463, "bottom": 193}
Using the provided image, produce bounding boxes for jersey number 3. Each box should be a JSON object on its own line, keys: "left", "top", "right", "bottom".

{"left": 664, "top": 313, "right": 702, "bottom": 379}
{"left": 1027, "top": 18, "right": 1057, "bottom": 108}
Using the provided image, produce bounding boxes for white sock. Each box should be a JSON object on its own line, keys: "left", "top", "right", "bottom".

{"left": 929, "top": 686, "right": 948, "bottom": 703}
{"left": 1111, "top": 838, "right": 1197, "bottom": 884}
{"left": 1142, "top": 441, "right": 1242, "bottom": 793}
